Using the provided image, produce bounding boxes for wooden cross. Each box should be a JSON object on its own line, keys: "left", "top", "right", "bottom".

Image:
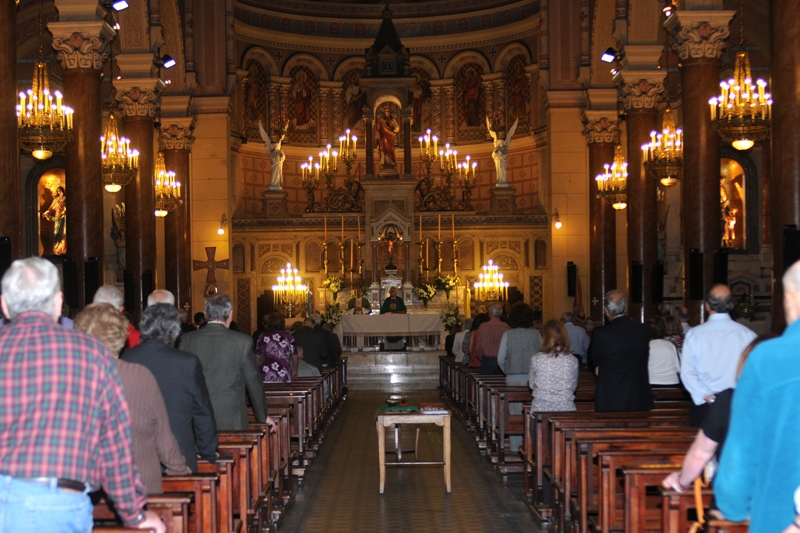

{"left": 193, "top": 247, "right": 229, "bottom": 295}
{"left": 592, "top": 297, "right": 599, "bottom": 306}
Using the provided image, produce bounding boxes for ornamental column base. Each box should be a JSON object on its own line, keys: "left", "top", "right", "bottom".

{"left": 262, "top": 190, "right": 289, "bottom": 218}
{"left": 490, "top": 186, "right": 517, "bottom": 215}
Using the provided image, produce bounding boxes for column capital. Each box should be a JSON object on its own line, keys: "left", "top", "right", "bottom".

{"left": 49, "top": 22, "right": 114, "bottom": 71}
{"left": 614, "top": 71, "right": 665, "bottom": 111}
{"left": 159, "top": 117, "right": 196, "bottom": 151}
{"left": 665, "top": 11, "right": 735, "bottom": 61}
{"left": 114, "top": 79, "right": 165, "bottom": 118}
{"left": 582, "top": 112, "right": 620, "bottom": 144}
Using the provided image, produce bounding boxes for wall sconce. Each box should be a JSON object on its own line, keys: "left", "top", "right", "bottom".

{"left": 553, "top": 209, "right": 562, "bottom": 229}
{"left": 218, "top": 214, "right": 227, "bottom": 235}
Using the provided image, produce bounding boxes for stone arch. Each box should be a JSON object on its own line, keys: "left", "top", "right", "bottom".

{"left": 333, "top": 56, "right": 366, "bottom": 82}
{"left": 458, "top": 237, "right": 475, "bottom": 271}
{"left": 260, "top": 255, "right": 290, "bottom": 274}
{"left": 305, "top": 239, "right": 324, "bottom": 272}
{"left": 720, "top": 145, "right": 760, "bottom": 255}
{"left": 370, "top": 91, "right": 407, "bottom": 113}
{"left": 282, "top": 53, "right": 329, "bottom": 81}
{"left": 241, "top": 46, "right": 280, "bottom": 76}
{"left": 232, "top": 242, "right": 245, "bottom": 273}
{"left": 23, "top": 156, "right": 66, "bottom": 257}
{"left": 159, "top": 0, "right": 186, "bottom": 92}
{"left": 409, "top": 55, "right": 439, "bottom": 80}
{"left": 490, "top": 253, "right": 519, "bottom": 271}
{"left": 493, "top": 42, "right": 532, "bottom": 73}
{"left": 443, "top": 50, "right": 490, "bottom": 79}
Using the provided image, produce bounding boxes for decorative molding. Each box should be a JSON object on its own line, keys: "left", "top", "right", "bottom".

{"left": 116, "top": 85, "right": 162, "bottom": 118}
{"left": 666, "top": 12, "right": 735, "bottom": 61}
{"left": 616, "top": 76, "right": 665, "bottom": 111}
{"left": 582, "top": 115, "right": 620, "bottom": 144}
{"left": 159, "top": 119, "right": 196, "bottom": 151}
{"left": 51, "top": 32, "right": 110, "bottom": 71}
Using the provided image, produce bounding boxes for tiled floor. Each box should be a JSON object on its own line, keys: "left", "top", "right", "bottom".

{"left": 279, "top": 390, "right": 541, "bottom": 533}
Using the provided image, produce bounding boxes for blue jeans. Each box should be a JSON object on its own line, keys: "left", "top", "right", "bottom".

{"left": 0, "top": 475, "right": 93, "bottom": 533}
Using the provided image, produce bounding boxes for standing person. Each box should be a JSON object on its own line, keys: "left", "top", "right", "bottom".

{"left": 75, "top": 303, "right": 191, "bottom": 494}
{"left": 561, "top": 311, "right": 590, "bottom": 363}
{"left": 498, "top": 302, "right": 543, "bottom": 386}
{"left": 663, "top": 314, "right": 685, "bottom": 356}
{"left": 647, "top": 316, "right": 680, "bottom": 386}
{"left": 475, "top": 302, "right": 511, "bottom": 375}
{"left": 0, "top": 258, "right": 164, "bottom": 532}
{"left": 588, "top": 290, "right": 653, "bottom": 412}
{"left": 677, "top": 306, "right": 692, "bottom": 333}
{"left": 714, "top": 261, "right": 800, "bottom": 532}
{"left": 292, "top": 316, "right": 329, "bottom": 372}
{"left": 256, "top": 312, "right": 298, "bottom": 383}
{"left": 180, "top": 294, "right": 270, "bottom": 431}
{"left": 94, "top": 284, "right": 140, "bottom": 349}
{"left": 452, "top": 317, "right": 471, "bottom": 363}
{"left": 122, "top": 304, "right": 218, "bottom": 473}
{"left": 467, "top": 313, "right": 490, "bottom": 368}
{"left": 529, "top": 320, "right": 579, "bottom": 412}
{"left": 194, "top": 312, "right": 206, "bottom": 329}
{"left": 680, "top": 284, "right": 756, "bottom": 427}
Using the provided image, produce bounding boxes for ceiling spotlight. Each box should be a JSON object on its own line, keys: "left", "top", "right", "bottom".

{"left": 160, "top": 55, "right": 176, "bottom": 69}
{"left": 601, "top": 47, "right": 617, "bottom": 63}
{"left": 111, "top": 0, "right": 129, "bottom": 10}
{"left": 113, "top": 22, "right": 120, "bottom": 30}
{"left": 662, "top": 1, "right": 674, "bottom": 16}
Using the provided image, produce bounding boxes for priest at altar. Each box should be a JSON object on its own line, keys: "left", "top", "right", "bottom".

{"left": 379, "top": 286, "right": 407, "bottom": 315}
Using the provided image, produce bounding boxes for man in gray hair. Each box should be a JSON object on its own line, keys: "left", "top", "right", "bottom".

{"left": 147, "top": 289, "right": 175, "bottom": 307}
{"left": 179, "top": 294, "right": 271, "bottom": 431}
{"left": 475, "top": 301, "right": 511, "bottom": 375}
{"left": 561, "top": 311, "right": 590, "bottom": 363}
{"left": 588, "top": 290, "right": 653, "bottom": 412}
{"left": 94, "top": 284, "right": 139, "bottom": 349}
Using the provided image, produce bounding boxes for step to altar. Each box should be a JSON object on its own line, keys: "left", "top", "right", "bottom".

{"left": 343, "top": 350, "right": 444, "bottom": 391}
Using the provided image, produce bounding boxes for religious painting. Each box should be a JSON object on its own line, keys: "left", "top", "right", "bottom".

{"left": 288, "top": 66, "right": 318, "bottom": 143}
{"left": 232, "top": 243, "right": 245, "bottom": 273}
{"left": 456, "top": 63, "right": 485, "bottom": 141}
{"left": 38, "top": 169, "right": 66, "bottom": 256}
{"left": 505, "top": 55, "right": 530, "bottom": 135}
{"left": 374, "top": 103, "right": 401, "bottom": 172}
{"left": 720, "top": 158, "right": 746, "bottom": 249}
{"left": 410, "top": 69, "right": 432, "bottom": 133}
{"left": 342, "top": 69, "right": 367, "bottom": 133}
{"left": 111, "top": 203, "right": 126, "bottom": 281}
{"left": 243, "top": 59, "right": 268, "bottom": 141}
{"left": 305, "top": 240, "right": 322, "bottom": 272}
{"left": 458, "top": 239, "right": 474, "bottom": 271}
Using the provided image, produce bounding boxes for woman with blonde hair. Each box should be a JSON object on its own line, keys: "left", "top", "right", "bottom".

{"left": 528, "top": 319, "right": 579, "bottom": 412}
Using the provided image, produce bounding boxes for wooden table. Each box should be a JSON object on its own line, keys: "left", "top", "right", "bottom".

{"left": 376, "top": 411, "right": 451, "bottom": 494}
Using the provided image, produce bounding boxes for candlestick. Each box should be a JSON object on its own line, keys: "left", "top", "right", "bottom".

{"left": 419, "top": 214, "right": 422, "bottom": 241}
{"left": 438, "top": 214, "right": 441, "bottom": 241}
{"left": 341, "top": 215, "right": 344, "bottom": 241}
{"left": 324, "top": 216, "right": 327, "bottom": 240}
{"left": 357, "top": 216, "right": 361, "bottom": 242}
{"left": 451, "top": 213, "right": 455, "bottom": 240}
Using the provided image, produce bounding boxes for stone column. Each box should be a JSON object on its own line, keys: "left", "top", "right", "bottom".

{"left": 318, "top": 86, "right": 330, "bottom": 144}
{"left": 402, "top": 109, "right": 412, "bottom": 178}
{"left": 268, "top": 83, "right": 279, "bottom": 125}
{"left": 364, "top": 106, "right": 374, "bottom": 178}
{"left": 444, "top": 86, "right": 455, "bottom": 143}
{"left": 432, "top": 86, "right": 442, "bottom": 135}
{"left": 372, "top": 243, "right": 379, "bottom": 283}
{"left": 116, "top": 80, "right": 164, "bottom": 323}
{"left": 0, "top": 0, "right": 20, "bottom": 256}
{"left": 583, "top": 113, "right": 619, "bottom": 320}
{"left": 331, "top": 88, "right": 343, "bottom": 139}
{"left": 160, "top": 118, "right": 195, "bottom": 309}
{"left": 494, "top": 79, "right": 506, "bottom": 121}
{"left": 668, "top": 12, "right": 733, "bottom": 324}
{"left": 50, "top": 24, "right": 114, "bottom": 307}
{"left": 618, "top": 75, "right": 664, "bottom": 321}
{"left": 403, "top": 241, "right": 411, "bottom": 283}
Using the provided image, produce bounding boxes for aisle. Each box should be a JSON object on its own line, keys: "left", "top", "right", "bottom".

{"left": 279, "top": 390, "right": 540, "bottom": 533}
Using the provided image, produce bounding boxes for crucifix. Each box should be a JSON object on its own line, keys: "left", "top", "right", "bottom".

{"left": 591, "top": 297, "right": 599, "bottom": 306}
{"left": 193, "top": 247, "right": 230, "bottom": 296}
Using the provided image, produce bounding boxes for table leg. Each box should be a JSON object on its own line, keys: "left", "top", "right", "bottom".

{"left": 443, "top": 416, "right": 451, "bottom": 493}
{"left": 377, "top": 419, "right": 386, "bottom": 493}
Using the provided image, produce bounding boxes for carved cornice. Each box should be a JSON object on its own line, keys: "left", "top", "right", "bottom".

{"left": 51, "top": 32, "right": 110, "bottom": 71}
{"left": 615, "top": 74, "right": 665, "bottom": 111}
{"left": 582, "top": 116, "right": 620, "bottom": 144}
{"left": 666, "top": 11, "right": 735, "bottom": 61}
{"left": 159, "top": 118, "right": 196, "bottom": 150}
{"left": 114, "top": 81, "right": 164, "bottom": 118}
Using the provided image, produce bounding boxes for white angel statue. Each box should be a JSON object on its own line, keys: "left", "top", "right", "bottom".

{"left": 259, "top": 120, "right": 288, "bottom": 191}
{"left": 486, "top": 116, "right": 519, "bottom": 188}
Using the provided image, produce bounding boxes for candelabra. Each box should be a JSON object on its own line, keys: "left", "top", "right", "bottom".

{"left": 642, "top": 106, "right": 683, "bottom": 187}
{"left": 472, "top": 259, "right": 509, "bottom": 304}
{"left": 154, "top": 151, "right": 182, "bottom": 217}
{"left": 301, "top": 156, "right": 321, "bottom": 213}
{"left": 452, "top": 239, "right": 459, "bottom": 275}
{"left": 596, "top": 144, "right": 628, "bottom": 210}
{"left": 272, "top": 262, "right": 307, "bottom": 318}
{"left": 101, "top": 114, "right": 139, "bottom": 193}
{"left": 457, "top": 156, "right": 477, "bottom": 210}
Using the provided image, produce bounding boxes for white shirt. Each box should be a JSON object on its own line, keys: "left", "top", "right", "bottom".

{"left": 680, "top": 313, "right": 757, "bottom": 405}
{"left": 452, "top": 330, "right": 467, "bottom": 360}
{"left": 681, "top": 322, "right": 691, "bottom": 334}
{"left": 563, "top": 321, "right": 590, "bottom": 357}
{"left": 648, "top": 339, "right": 680, "bottom": 385}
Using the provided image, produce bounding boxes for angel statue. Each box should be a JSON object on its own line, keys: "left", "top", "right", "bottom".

{"left": 259, "top": 120, "right": 288, "bottom": 191}
{"left": 486, "top": 116, "right": 519, "bottom": 188}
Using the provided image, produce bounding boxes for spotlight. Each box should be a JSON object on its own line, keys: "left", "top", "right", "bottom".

{"left": 601, "top": 47, "right": 617, "bottom": 63}
{"left": 160, "top": 55, "right": 176, "bottom": 69}
{"left": 111, "top": 0, "right": 128, "bottom": 10}
{"left": 113, "top": 22, "right": 120, "bottom": 30}
{"left": 662, "top": 1, "right": 674, "bottom": 16}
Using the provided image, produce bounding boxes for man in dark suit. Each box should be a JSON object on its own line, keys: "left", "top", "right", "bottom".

{"left": 588, "top": 290, "right": 653, "bottom": 412}
{"left": 179, "top": 294, "right": 269, "bottom": 431}
{"left": 313, "top": 313, "right": 341, "bottom": 363}
{"left": 122, "top": 304, "right": 218, "bottom": 472}
{"left": 292, "top": 316, "right": 329, "bottom": 371}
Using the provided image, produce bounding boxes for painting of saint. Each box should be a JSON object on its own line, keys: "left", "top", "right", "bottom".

{"left": 42, "top": 186, "right": 66, "bottom": 255}
{"left": 292, "top": 70, "right": 315, "bottom": 130}
{"left": 345, "top": 77, "right": 366, "bottom": 130}
{"left": 461, "top": 66, "right": 483, "bottom": 127}
{"left": 506, "top": 56, "right": 530, "bottom": 132}
{"left": 411, "top": 72, "right": 431, "bottom": 132}
{"left": 243, "top": 60, "right": 267, "bottom": 139}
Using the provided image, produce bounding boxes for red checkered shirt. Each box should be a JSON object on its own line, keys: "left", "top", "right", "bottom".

{"left": 476, "top": 317, "right": 511, "bottom": 359}
{"left": 0, "top": 312, "right": 147, "bottom": 525}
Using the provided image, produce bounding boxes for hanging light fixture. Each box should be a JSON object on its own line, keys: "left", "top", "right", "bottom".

{"left": 17, "top": 0, "right": 74, "bottom": 160}
{"left": 642, "top": 106, "right": 683, "bottom": 187}
{"left": 596, "top": 144, "right": 628, "bottom": 210}
{"left": 708, "top": 0, "right": 771, "bottom": 151}
{"left": 154, "top": 151, "right": 182, "bottom": 217}
{"left": 101, "top": 114, "right": 139, "bottom": 192}
{"left": 272, "top": 262, "right": 308, "bottom": 317}
{"left": 472, "top": 259, "right": 509, "bottom": 303}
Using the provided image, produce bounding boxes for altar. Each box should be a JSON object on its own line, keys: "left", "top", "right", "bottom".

{"left": 340, "top": 313, "right": 445, "bottom": 351}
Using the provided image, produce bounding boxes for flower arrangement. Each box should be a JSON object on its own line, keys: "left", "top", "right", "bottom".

{"left": 434, "top": 273, "right": 460, "bottom": 299}
{"left": 413, "top": 281, "right": 437, "bottom": 307}
{"left": 321, "top": 302, "right": 343, "bottom": 325}
{"left": 322, "top": 275, "right": 345, "bottom": 298}
{"left": 439, "top": 302, "right": 461, "bottom": 329}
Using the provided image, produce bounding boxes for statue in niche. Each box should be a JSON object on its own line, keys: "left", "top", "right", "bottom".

{"left": 487, "top": 117, "right": 519, "bottom": 188}
{"left": 375, "top": 105, "right": 399, "bottom": 169}
{"left": 259, "top": 120, "right": 288, "bottom": 191}
{"left": 42, "top": 186, "right": 66, "bottom": 255}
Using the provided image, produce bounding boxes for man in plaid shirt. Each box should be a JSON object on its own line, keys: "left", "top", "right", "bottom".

{"left": 0, "top": 258, "right": 164, "bottom": 533}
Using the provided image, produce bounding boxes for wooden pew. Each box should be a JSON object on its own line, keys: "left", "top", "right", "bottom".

{"left": 706, "top": 519, "right": 750, "bottom": 532}
{"left": 147, "top": 494, "right": 193, "bottom": 533}
{"left": 197, "top": 452, "right": 235, "bottom": 533}
{"left": 621, "top": 464, "right": 685, "bottom": 533}
{"left": 161, "top": 472, "right": 220, "bottom": 533}
{"left": 661, "top": 488, "right": 714, "bottom": 533}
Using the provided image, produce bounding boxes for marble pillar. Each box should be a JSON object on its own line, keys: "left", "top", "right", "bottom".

{"left": 668, "top": 12, "right": 732, "bottom": 324}
{"left": 619, "top": 76, "right": 664, "bottom": 321}
{"left": 364, "top": 106, "right": 374, "bottom": 178}
{"left": 50, "top": 24, "right": 114, "bottom": 307}
{"left": 583, "top": 113, "right": 619, "bottom": 321}
{"left": 160, "top": 119, "right": 194, "bottom": 309}
{"left": 402, "top": 110, "right": 412, "bottom": 178}
{"left": 0, "top": 0, "right": 20, "bottom": 256}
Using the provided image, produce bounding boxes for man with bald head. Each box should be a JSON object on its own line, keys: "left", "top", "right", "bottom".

{"left": 680, "top": 283, "right": 756, "bottom": 427}
{"left": 714, "top": 261, "right": 800, "bottom": 532}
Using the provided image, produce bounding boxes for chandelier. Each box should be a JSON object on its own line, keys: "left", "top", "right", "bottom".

{"left": 17, "top": 0, "right": 74, "bottom": 160}
{"left": 708, "top": 1, "right": 771, "bottom": 151}
{"left": 642, "top": 106, "right": 683, "bottom": 187}
{"left": 272, "top": 262, "right": 308, "bottom": 317}
{"left": 596, "top": 144, "right": 628, "bottom": 210}
{"left": 101, "top": 114, "right": 139, "bottom": 192}
{"left": 473, "top": 259, "right": 509, "bottom": 302}
{"left": 154, "top": 151, "right": 182, "bottom": 217}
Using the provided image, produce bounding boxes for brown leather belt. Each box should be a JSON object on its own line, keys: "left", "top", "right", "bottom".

{"left": 21, "top": 477, "right": 85, "bottom": 493}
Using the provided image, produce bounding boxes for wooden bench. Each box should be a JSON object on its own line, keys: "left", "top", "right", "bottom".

{"left": 161, "top": 472, "right": 220, "bottom": 533}
{"left": 197, "top": 452, "right": 235, "bottom": 533}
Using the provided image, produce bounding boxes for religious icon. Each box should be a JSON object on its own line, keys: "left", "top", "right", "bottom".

{"left": 487, "top": 117, "right": 519, "bottom": 188}
{"left": 259, "top": 120, "right": 288, "bottom": 191}
{"left": 461, "top": 66, "right": 483, "bottom": 127}
{"left": 379, "top": 223, "right": 403, "bottom": 272}
{"left": 42, "top": 185, "right": 66, "bottom": 255}
{"left": 375, "top": 105, "right": 400, "bottom": 169}
{"left": 345, "top": 76, "right": 366, "bottom": 130}
{"left": 292, "top": 70, "right": 315, "bottom": 130}
{"left": 411, "top": 72, "right": 432, "bottom": 133}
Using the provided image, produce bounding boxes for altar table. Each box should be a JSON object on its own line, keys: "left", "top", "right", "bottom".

{"left": 340, "top": 314, "right": 445, "bottom": 350}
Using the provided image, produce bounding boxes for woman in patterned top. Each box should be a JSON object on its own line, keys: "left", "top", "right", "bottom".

{"left": 528, "top": 319, "right": 579, "bottom": 412}
{"left": 256, "top": 312, "right": 298, "bottom": 383}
